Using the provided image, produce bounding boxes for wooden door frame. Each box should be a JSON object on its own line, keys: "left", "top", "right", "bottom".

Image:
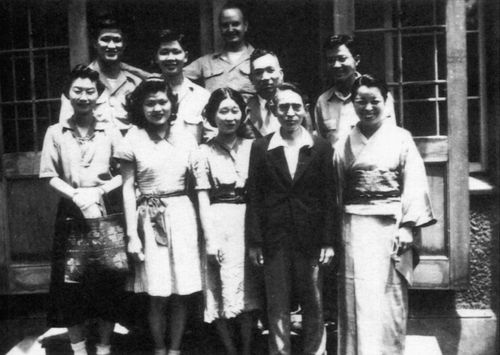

{"left": 0, "top": 0, "right": 89, "bottom": 294}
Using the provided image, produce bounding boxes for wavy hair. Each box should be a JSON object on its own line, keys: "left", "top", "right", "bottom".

{"left": 126, "top": 75, "right": 178, "bottom": 129}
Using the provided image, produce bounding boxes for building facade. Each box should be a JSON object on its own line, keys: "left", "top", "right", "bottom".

{"left": 0, "top": 0, "right": 498, "bottom": 353}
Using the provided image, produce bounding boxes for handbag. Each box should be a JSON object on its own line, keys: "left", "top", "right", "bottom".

{"left": 63, "top": 213, "right": 129, "bottom": 283}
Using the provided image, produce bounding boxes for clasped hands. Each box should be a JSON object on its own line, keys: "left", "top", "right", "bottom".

{"left": 72, "top": 187, "right": 104, "bottom": 211}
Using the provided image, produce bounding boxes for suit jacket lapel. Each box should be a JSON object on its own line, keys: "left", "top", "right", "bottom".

{"left": 267, "top": 146, "right": 293, "bottom": 185}
{"left": 293, "top": 144, "right": 316, "bottom": 184}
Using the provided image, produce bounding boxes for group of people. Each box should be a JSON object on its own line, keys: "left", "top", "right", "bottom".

{"left": 39, "top": 2, "right": 436, "bottom": 355}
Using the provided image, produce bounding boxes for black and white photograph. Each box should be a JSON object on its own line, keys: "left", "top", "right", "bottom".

{"left": 0, "top": 0, "right": 498, "bottom": 354}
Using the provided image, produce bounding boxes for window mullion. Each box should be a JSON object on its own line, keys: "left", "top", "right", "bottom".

{"left": 396, "top": 0, "right": 404, "bottom": 127}
{"left": 478, "top": 0, "right": 487, "bottom": 170}
{"left": 27, "top": 6, "right": 39, "bottom": 152}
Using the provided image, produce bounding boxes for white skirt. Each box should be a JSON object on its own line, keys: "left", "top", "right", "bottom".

{"left": 129, "top": 195, "right": 202, "bottom": 297}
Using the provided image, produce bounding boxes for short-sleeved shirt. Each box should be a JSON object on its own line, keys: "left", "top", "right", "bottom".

{"left": 193, "top": 137, "right": 253, "bottom": 193}
{"left": 314, "top": 82, "right": 396, "bottom": 144}
{"left": 184, "top": 44, "right": 256, "bottom": 100}
{"left": 169, "top": 78, "right": 215, "bottom": 142}
{"left": 39, "top": 118, "right": 122, "bottom": 188}
{"left": 114, "top": 126, "right": 198, "bottom": 195}
{"left": 59, "top": 61, "right": 146, "bottom": 131}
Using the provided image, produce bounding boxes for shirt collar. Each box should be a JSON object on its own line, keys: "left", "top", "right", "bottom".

{"left": 89, "top": 60, "right": 139, "bottom": 93}
{"left": 258, "top": 94, "right": 268, "bottom": 108}
{"left": 267, "top": 126, "right": 313, "bottom": 151}
{"left": 327, "top": 71, "right": 362, "bottom": 102}
{"left": 62, "top": 116, "right": 106, "bottom": 131}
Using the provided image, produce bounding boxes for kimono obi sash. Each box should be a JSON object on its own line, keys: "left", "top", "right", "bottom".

{"left": 344, "top": 168, "right": 402, "bottom": 205}
{"left": 210, "top": 183, "right": 246, "bottom": 204}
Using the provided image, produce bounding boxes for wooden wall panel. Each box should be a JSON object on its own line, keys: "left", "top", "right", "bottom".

{"left": 7, "top": 179, "right": 58, "bottom": 261}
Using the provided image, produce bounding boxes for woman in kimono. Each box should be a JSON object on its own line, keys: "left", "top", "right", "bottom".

{"left": 116, "top": 76, "right": 202, "bottom": 355}
{"left": 39, "top": 65, "right": 123, "bottom": 355}
{"left": 193, "top": 88, "right": 261, "bottom": 355}
{"left": 334, "top": 74, "right": 436, "bottom": 355}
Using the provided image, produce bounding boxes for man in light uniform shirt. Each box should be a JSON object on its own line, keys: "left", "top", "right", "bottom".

{"left": 184, "top": 1, "right": 255, "bottom": 100}
{"left": 314, "top": 35, "right": 395, "bottom": 146}
{"left": 59, "top": 17, "right": 149, "bottom": 135}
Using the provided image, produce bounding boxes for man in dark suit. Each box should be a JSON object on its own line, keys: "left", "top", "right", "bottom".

{"left": 246, "top": 82, "right": 336, "bottom": 355}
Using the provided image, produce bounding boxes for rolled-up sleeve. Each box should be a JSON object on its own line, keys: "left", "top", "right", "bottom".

{"left": 190, "top": 146, "right": 211, "bottom": 190}
{"left": 39, "top": 125, "right": 61, "bottom": 179}
{"left": 114, "top": 135, "right": 135, "bottom": 162}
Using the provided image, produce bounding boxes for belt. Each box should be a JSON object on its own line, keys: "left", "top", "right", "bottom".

{"left": 210, "top": 188, "right": 246, "bottom": 204}
{"left": 137, "top": 191, "right": 186, "bottom": 246}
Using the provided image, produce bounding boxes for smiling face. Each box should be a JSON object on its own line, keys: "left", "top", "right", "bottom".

{"left": 143, "top": 91, "right": 172, "bottom": 127}
{"left": 353, "top": 85, "right": 386, "bottom": 129}
{"left": 69, "top": 77, "right": 98, "bottom": 116}
{"left": 156, "top": 40, "right": 188, "bottom": 78}
{"left": 326, "top": 44, "right": 359, "bottom": 83}
{"left": 219, "top": 8, "right": 248, "bottom": 46}
{"left": 272, "top": 89, "right": 306, "bottom": 135}
{"left": 251, "top": 54, "right": 283, "bottom": 100}
{"left": 95, "top": 29, "right": 124, "bottom": 64}
{"left": 215, "top": 97, "right": 243, "bottom": 135}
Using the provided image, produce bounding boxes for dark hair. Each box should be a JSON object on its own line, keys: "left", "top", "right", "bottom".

{"left": 90, "top": 15, "right": 123, "bottom": 41}
{"left": 351, "top": 74, "right": 389, "bottom": 101}
{"left": 157, "top": 29, "right": 188, "bottom": 51}
{"left": 219, "top": 0, "right": 248, "bottom": 23}
{"left": 63, "top": 64, "right": 105, "bottom": 98}
{"left": 250, "top": 48, "right": 279, "bottom": 69}
{"left": 204, "top": 88, "right": 246, "bottom": 130}
{"left": 323, "top": 34, "right": 359, "bottom": 56}
{"left": 126, "top": 75, "right": 178, "bottom": 129}
{"left": 271, "top": 82, "right": 306, "bottom": 106}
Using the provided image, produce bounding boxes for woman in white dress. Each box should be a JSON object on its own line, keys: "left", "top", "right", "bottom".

{"left": 334, "top": 74, "right": 436, "bottom": 355}
{"left": 116, "top": 76, "right": 202, "bottom": 355}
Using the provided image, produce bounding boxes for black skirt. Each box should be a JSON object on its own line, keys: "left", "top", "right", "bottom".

{"left": 47, "top": 197, "right": 126, "bottom": 327}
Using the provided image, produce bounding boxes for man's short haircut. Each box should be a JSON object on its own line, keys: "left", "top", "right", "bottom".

{"left": 63, "top": 64, "right": 105, "bottom": 99}
{"left": 90, "top": 15, "right": 123, "bottom": 40}
{"left": 250, "top": 49, "right": 280, "bottom": 70}
{"left": 219, "top": 0, "right": 248, "bottom": 23}
{"left": 351, "top": 74, "right": 389, "bottom": 101}
{"left": 271, "top": 82, "right": 306, "bottom": 106}
{"left": 323, "top": 34, "right": 359, "bottom": 56}
{"left": 157, "top": 29, "right": 188, "bottom": 51}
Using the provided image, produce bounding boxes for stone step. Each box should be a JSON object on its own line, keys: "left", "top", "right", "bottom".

{"left": 405, "top": 335, "right": 442, "bottom": 355}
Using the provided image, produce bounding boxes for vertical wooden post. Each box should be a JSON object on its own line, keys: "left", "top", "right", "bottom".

{"left": 211, "top": 0, "right": 225, "bottom": 53}
{"left": 317, "top": 0, "right": 332, "bottom": 90}
{"left": 68, "top": 0, "right": 89, "bottom": 67}
{"left": 333, "top": 0, "right": 354, "bottom": 35}
{"left": 447, "top": 0, "right": 469, "bottom": 289}
{"left": 0, "top": 7, "right": 9, "bottom": 293}
{"left": 198, "top": 0, "right": 226, "bottom": 55}
{"left": 199, "top": 0, "right": 215, "bottom": 54}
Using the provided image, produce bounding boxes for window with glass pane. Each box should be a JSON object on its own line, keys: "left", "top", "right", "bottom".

{"left": 354, "top": 0, "right": 485, "bottom": 170}
{"left": 0, "top": 0, "right": 69, "bottom": 154}
{"left": 354, "top": 0, "right": 446, "bottom": 135}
